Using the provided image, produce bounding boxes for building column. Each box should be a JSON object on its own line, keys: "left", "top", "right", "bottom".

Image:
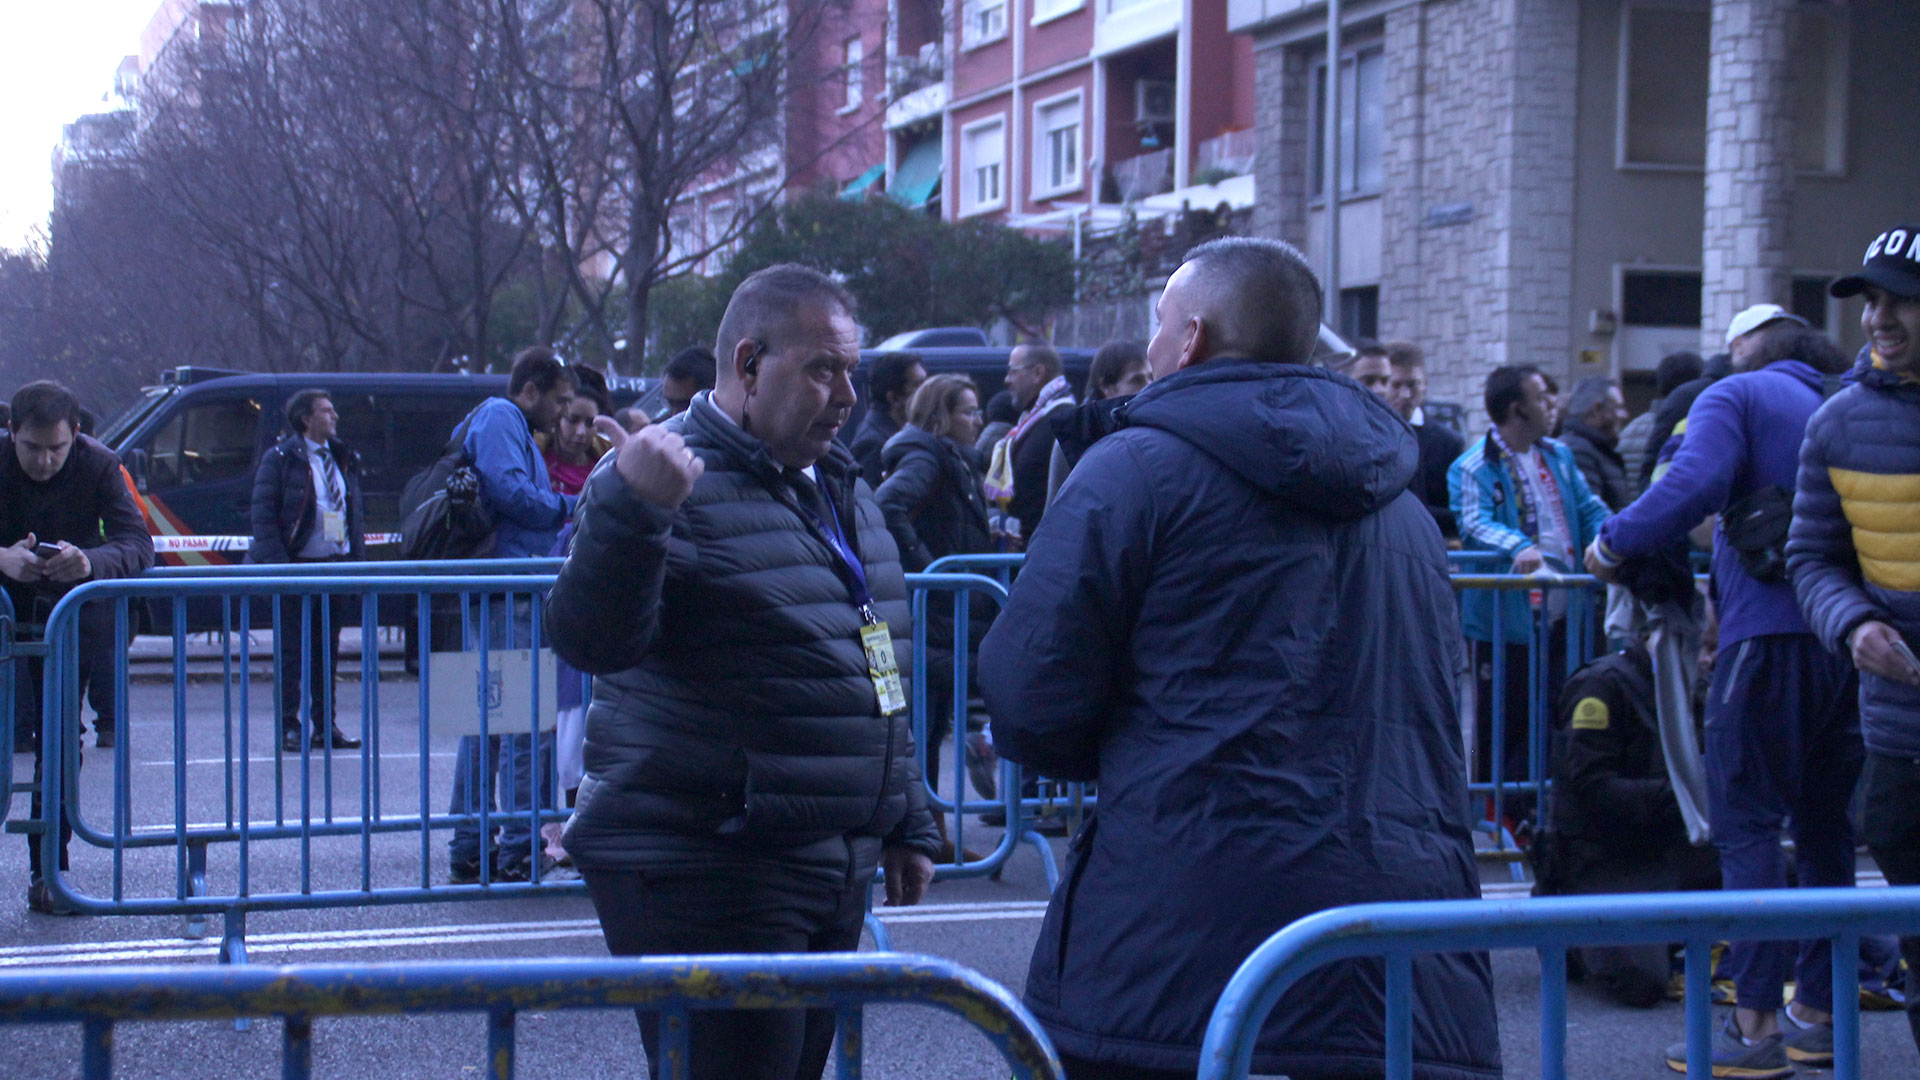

{"left": 1700, "top": 0, "right": 1797, "bottom": 351}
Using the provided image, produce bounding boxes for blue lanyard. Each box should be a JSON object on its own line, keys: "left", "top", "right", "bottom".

{"left": 794, "top": 477, "right": 876, "bottom": 616}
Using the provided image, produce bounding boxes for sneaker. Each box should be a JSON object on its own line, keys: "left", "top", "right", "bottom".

{"left": 95, "top": 724, "right": 115, "bottom": 750}
{"left": 1663, "top": 1017, "right": 1792, "bottom": 1079}
{"left": 964, "top": 731, "right": 998, "bottom": 799}
{"left": 448, "top": 860, "right": 482, "bottom": 886}
{"left": 496, "top": 855, "right": 557, "bottom": 883}
{"left": 1779, "top": 1008, "right": 1833, "bottom": 1066}
{"left": 26, "top": 879, "right": 78, "bottom": 916}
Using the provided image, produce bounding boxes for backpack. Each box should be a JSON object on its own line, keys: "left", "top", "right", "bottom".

{"left": 1721, "top": 484, "right": 1793, "bottom": 584}
{"left": 398, "top": 412, "right": 494, "bottom": 560}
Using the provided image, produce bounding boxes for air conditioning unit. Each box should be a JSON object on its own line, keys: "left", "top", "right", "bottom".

{"left": 1134, "top": 79, "right": 1175, "bottom": 125}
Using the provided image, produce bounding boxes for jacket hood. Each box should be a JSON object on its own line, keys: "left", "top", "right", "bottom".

{"left": 880, "top": 423, "right": 945, "bottom": 465}
{"left": 1115, "top": 360, "right": 1418, "bottom": 520}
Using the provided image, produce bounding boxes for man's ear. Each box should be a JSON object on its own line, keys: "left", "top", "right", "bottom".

{"left": 732, "top": 339, "right": 761, "bottom": 387}
{"left": 1176, "top": 318, "right": 1207, "bottom": 372}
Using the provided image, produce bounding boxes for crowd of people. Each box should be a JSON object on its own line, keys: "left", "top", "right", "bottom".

{"left": 3, "top": 218, "right": 1919, "bottom": 1079}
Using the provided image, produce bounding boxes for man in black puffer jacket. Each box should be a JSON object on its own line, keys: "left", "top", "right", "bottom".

{"left": 546, "top": 264, "right": 940, "bottom": 1080}
{"left": 980, "top": 238, "right": 1499, "bottom": 1080}
{"left": 248, "top": 389, "right": 367, "bottom": 753}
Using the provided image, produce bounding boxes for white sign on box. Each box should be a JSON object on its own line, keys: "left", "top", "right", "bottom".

{"left": 427, "top": 649, "right": 558, "bottom": 736}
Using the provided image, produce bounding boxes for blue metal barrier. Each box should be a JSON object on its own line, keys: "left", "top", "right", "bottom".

{"left": 0, "top": 951, "right": 1064, "bottom": 1080}
{"left": 0, "top": 585, "right": 16, "bottom": 826}
{"left": 1198, "top": 886, "right": 1920, "bottom": 1080}
{"left": 17, "top": 567, "right": 1055, "bottom": 963}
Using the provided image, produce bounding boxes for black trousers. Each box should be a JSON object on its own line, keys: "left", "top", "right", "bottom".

{"left": 1861, "top": 751, "right": 1920, "bottom": 1050}
{"left": 75, "top": 603, "right": 124, "bottom": 735}
{"left": 274, "top": 576, "right": 348, "bottom": 733}
{"left": 582, "top": 865, "right": 867, "bottom": 1080}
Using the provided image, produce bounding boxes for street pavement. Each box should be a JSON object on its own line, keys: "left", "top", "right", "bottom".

{"left": 2, "top": 674, "right": 1916, "bottom": 1078}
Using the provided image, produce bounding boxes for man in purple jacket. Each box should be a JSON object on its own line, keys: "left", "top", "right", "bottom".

{"left": 1587, "top": 310, "right": 1856, "bottom": 1078}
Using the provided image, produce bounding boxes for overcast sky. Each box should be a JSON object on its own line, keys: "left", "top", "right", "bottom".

{"left": 0, "top": 0, "right": 158, "bottom": 252}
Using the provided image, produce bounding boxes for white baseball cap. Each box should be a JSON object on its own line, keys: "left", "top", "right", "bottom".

{"left": 1724, "top": 303, "right": 1809, "bottom": 347}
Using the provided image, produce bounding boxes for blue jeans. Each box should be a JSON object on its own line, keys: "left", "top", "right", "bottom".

{"left": 448, "top": 730, "right": 553, "bottom": 871}
{"left": 446, "top": 595, "right": 554, "bottom": 872}
{"left": 1705, "top": 633, "right": 1862, "bottom": 1013}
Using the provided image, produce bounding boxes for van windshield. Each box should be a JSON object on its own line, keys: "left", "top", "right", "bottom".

{"left": 98, "top": 385, "right": 175, "bottom": 449}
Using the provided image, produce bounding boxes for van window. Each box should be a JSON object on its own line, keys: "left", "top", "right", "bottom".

{"left": 146, "top": 396, "right": 264, "bottom": 489}
{"left": 327, "top": 392, "right": 479, "bottom": 531}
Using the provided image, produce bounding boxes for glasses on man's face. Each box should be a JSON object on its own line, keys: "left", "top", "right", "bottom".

{"left": 1007, "top": 364, "right": 1034, "bottom": 375}
{"left": 957, "top": 407, "right": 983, "bottom": 418}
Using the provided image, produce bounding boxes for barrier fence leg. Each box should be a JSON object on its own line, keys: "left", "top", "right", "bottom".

{"left": 223, "top": 908, "right": 252, "bottom": 1031}
{"left": 487, "top": 1007, "right": 516, "bottom": 1080}
{"left": 834, "top": 1006, "right": 864, "bottom": 1080}
{"left": 282, "top": 1015, "right": 314, "bottom": 1080}
{"left": 1684, "top": 939, "right": 1712, "bottom": 1080}
{"left": 658, "top": 1006, "right": 691, "bottom": 1080}
{"left": 1021, "top": 827, "right": 1060, "bottom": 892}
{"left": 1384, "top": 953, "right": 1412, "bottom": 1080}
{"left": 184, "top": 839, "right": 210, "bottom": 940}
{"left": 863, "top": 887, "right": 893, "bottom": 952}
{"left": 1539, "top": 947, "right": 1568, "bottom": 1080}
{"left": 81, "top": 1017, "right": 112, "bottom": 1080}
{"left": 1832, "top": 932, "right": 1860, "bottom": 1080}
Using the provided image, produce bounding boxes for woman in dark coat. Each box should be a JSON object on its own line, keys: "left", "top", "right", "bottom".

{"left": 876, "top": 375, "right": 994, "bottom": 854}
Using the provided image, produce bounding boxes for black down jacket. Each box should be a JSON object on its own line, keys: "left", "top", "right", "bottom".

{"left": 247, "top": 434, "right": 367, "bottom": 564}
{"left": 979, "top": 361, "right": 1500, "bottom": 1079}
{"left": 545, "top": 393, "right": 941, "bottom": 885}
{"left": 874, "top": 425, "right": 992, "bottom": 572}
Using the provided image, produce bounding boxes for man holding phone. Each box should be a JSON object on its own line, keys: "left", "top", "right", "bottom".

{"left": 0, "top": 381, "right": 155, "bottom": 914}
{"left": 1790, "top": 222, "right": 1920, "bottom": 1055}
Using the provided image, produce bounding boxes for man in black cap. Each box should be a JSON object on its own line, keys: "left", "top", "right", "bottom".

{"left": 1790, "top": 222, "right": 1920, "bottom": 1054}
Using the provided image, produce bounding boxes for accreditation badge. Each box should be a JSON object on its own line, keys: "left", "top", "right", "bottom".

{"left": 321, "top": 508, "right": 347, "bottom": 544}
{"left": 859, "top": 619, "right": 908, "bottom": 716}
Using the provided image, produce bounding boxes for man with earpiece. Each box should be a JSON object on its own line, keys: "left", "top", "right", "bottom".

{"left": 545, "top": 263, "right": 940, "bottom": 1080}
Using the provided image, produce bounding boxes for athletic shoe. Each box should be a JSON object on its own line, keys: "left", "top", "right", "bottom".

{"left": 27, "top": 879, "right": 78, "bottom": 916}
{"left": 965, "top": 731, "right": 998, "bottom": 799}
{"left": 1663, "top": 1016, "right": 1792, "bottom": 1079}
{"left": 1779, "top": 1009, "right": 1833, "bottom": 1066}
{"left": 95, "top": 723, "right": 115, "bottom": 750}
{"left": 448, "top": 859, "right": 482, "bottom": 886}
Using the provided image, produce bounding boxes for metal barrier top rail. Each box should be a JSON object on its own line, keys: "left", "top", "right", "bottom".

{"left": 1197, "top": 886, "right": 1920, "bottom": 1080}
{"left": 0, "top": 952, "right": 1065, "bottom": 1080}
{"left": 144, "top": 558, "right": 565, "bottom": 579}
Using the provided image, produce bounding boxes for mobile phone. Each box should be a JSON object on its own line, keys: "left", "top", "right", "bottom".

{"left": 32, "top": 543, "right": 61, "bottom": 560}
{"left": 1894, "top": 639, "right": 1920, "bottom": 680}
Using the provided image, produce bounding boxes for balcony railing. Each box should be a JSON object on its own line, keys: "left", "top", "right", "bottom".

{"left": 889, "top": 40, "right": 945, "bottom": 98}
{"left": 1195, "top": 129, "right": 1256, "bottom": 181}
{"left": 1109, "top": 148, "right": 1174, "bottom": 202}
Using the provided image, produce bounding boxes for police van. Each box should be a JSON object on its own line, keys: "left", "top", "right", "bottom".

{"left": 101, "top": 367, "right": 527, "bottom": 566}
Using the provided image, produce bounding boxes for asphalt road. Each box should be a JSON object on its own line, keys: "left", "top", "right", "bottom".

{"left": 2, "top": 676, "right": 1916, "bottom": 1079}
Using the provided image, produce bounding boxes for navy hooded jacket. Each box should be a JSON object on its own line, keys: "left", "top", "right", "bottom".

{"left": 1789, "top": 348, "right": 1920, "bottom": 758}
{"left": 979, "top": 361, "right": 1500, "bottom": 1079}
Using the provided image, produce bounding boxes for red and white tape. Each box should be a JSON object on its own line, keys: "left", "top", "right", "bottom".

{"left": 151, "top": 533, "right": 402, "bottom": 554}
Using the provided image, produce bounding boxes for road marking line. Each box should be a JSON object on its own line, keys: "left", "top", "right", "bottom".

{"left": 148, "top": 753, "right": 458, "bottom": 766}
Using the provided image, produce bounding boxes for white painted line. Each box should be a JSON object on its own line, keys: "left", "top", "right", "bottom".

{"left": 148, "top": 753, "right": 458, "bottom": 766}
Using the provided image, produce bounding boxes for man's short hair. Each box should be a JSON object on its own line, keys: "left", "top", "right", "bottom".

{"left": 1654, "top": 351, "right": 1705, "bottom": 397}
{"left": 9, "top": 381, "right": 82, "bottom": 433}
{"left": 714, "top": 264, "right": 858, "bottom": 365}
{"left": 663, "top": 345, "right": 718, "bottom": 389}
{"left": 508, "top": 346, "right": 574, "bottom": 397}
{"left": 1565, "top": 376, "right": 1616, "bottom": 425}
{"left": 285, "top": 388, "right": 332, "bottom": 436}
{"left": 1384, "top": 341, "right": 1426, "bottom": 370}
{"left": 867, "top": 351, "right": 923, "bottom": 408}
{"left": 1350, "top": 338, "right": 1387, "bottom": 361}
{"left": 1751, "top": 326, "right": 1850, "bottom": 376}
{"left": 1483, "top": 364, "right": 1544, "bottom": 426}
{"left": 1088, "top": 339, "right": 1148, "bottom": 400}
{"left": 1013, "top": 342, "right": 1062, "bottom": 379}
{"left": 1177, "top": 237, "right": 1324, "bottom": 364}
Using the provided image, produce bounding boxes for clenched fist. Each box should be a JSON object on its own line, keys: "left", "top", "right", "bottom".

{"left": 615, "top": 426, "right": 704, "bottom": 508}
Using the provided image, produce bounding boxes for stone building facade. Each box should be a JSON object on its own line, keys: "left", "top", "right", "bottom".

{"left": 1234, "top": 0, "right": 1920, "bottom": 425}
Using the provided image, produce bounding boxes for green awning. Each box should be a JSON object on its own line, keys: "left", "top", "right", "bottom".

{"left": 839, "top": 163, "right": 885, "bottom": 201}
{"left": 888, "top": 140, "right": 942, "bottom": 209}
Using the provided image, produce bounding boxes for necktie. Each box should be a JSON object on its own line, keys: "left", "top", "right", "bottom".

{"left": 320, "top": 448, "right": 344, "bottom": 514}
